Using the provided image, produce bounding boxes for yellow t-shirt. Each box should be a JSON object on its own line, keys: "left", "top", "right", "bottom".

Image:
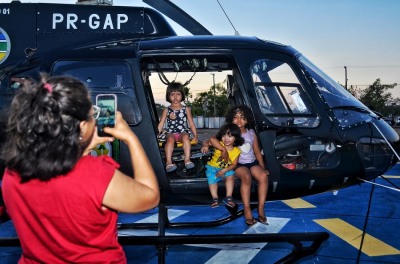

{"left": 207, "top": 142, "right": 241, "bottom": 169}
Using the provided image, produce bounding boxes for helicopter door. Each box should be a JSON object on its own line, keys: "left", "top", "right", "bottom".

{"left": 234, "top": 53, "right": 341, "bottom": 190}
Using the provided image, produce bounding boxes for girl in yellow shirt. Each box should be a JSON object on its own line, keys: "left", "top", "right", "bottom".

{"left": 204, "top": 124, "right": 244, "bottom": 208}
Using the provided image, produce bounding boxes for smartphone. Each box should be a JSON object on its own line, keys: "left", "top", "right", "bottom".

{"left": 96, "top": 94, "right": 117, "bottom": 137}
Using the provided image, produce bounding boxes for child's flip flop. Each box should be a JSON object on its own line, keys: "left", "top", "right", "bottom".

{"left": 166, "top": 164, "right": 177, "bottom": 172}
{"left": 185, "top": 161, "right": 195, "bottom": 169}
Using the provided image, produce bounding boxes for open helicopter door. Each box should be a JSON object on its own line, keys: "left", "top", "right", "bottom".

{"left": 233, "top": 50, "right": 349, "bottom": 199}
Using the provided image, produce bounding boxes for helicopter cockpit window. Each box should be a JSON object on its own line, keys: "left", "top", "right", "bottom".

{"left": 251, "top": 59, "right": 319, "bottom": 128}
{"left": 298, "top": 55, "right": 376, "bottom": 129}
{"left": 51, "top": 60, "right": 142, "bottom": 125}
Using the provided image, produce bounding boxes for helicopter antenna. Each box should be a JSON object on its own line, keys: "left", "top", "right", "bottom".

{"left": 216, "top": 0, "right": 240, "bottom": 36}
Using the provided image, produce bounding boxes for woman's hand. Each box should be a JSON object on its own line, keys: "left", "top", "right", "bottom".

{"left": 83, "top": 129, "right": 114, "bottom": 156}
{"left": 103, "top": 111, "right": 135, "bottom": 144}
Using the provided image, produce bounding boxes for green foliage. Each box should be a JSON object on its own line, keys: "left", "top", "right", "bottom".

{"left": 191, "top": 82, "right": 229, "bottom": 117}
{"left": 347, "top": 85, "right": 362, "bottom": 99}
{"left": 359, "top": 78, "right": 396, "bottom": 116}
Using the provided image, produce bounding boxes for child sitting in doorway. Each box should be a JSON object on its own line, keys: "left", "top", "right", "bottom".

{"left": 157, "top": 82, "right": 198, "bottom": 173}
{"left": 203, "top": 123, "right": 244, "bottom": 208}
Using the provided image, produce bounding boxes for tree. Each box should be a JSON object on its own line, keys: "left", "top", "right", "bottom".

{"left": 191, "top": 82, "right": 229, "bottom": 116}
{"left": 347, "top": 85, "right": 363, "bottom": 99}
{"left": 183, "top": 85, "right": 193, "bottom": 104}
{"left": 359, "top": 78, "right": 396, "bottom": 116}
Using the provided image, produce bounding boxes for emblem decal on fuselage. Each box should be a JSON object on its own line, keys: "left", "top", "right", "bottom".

{"left": 0, "top": 27, "right": 10, "bottom": 65}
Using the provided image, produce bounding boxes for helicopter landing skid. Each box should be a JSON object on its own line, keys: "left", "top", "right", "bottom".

{"left": 0, "top": 204, "right": 329, "bottom": 263}
{"left": 118, "top": 232, "right": 329, "bottom": 264}
{"left": 117, "top": 204, "right": 329, "bottom": 264}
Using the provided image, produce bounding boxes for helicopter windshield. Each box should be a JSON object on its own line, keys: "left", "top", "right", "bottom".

{"left": 298, "top": 55, "right": 371, "bottom": 111}
{"left": 297, "top": 55, "right": 376, "bottom": 128}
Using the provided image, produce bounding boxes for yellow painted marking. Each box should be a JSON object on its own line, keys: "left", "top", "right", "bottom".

{"left": 314, "top": 218, "right": 400, "bottom": 257}
{"left": 282, "top": 198, "right": 316, "bottom": 209}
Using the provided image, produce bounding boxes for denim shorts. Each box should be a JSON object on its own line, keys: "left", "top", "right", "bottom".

{"left": 205, "top": 164, "right": 235, "bottom": 184}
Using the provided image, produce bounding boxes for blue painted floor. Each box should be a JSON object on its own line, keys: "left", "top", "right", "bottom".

{"left": 1, "top": 165, "right": 399, "bottom": 263}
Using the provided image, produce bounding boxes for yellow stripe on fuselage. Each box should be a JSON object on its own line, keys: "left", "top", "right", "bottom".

{"left": 314, "top": 218, "right": 400, "bottom": 256}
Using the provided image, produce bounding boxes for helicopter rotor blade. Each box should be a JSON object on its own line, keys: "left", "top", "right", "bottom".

{"left": 143, "top": 0, "right": 212, "bottom": 35}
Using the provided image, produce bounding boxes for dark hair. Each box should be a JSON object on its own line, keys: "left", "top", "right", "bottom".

{"left": 166, "top": 82, "right": 185, "bottom": 103}
{"left": 225, "top": 105, "right": 255, "bottom": 129}
{"left": 1, "top": 75, "right": 92, "bottom": 183}
{"left": 216, "top": 124, "right": 244, "bottom": 147}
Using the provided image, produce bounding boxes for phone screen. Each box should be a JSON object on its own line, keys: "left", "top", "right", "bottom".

{"left": 96, "top": 94, "right": 117, "bottom": 137}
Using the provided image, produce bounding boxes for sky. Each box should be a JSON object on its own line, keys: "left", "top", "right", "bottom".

{"left": 11, "top": 0, "right": 400, "bottom": 100}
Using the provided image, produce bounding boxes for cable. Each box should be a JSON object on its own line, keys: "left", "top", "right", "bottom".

{"left": 380, "top": 175, "right": 400, "bottom": 189}
{"left": 357, "top": 177, "right": 400, "bottom": 192}
{"left": 356, "top": 179, "right": 375, "bottom": 263}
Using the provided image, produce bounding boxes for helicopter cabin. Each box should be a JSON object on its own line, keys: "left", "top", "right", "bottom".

{"left": 0, "top": 2, "right": 398, "bottom": 205}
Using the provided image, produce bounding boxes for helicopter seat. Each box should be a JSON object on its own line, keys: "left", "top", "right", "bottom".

{"left": 158, "top": 139, "right": 213, "bottom": 179}
{"left": 158, "top": 138, "right": 197, "bottom": 148}
{"left": 158, "top": 139, "right": 205, "bottom": 160}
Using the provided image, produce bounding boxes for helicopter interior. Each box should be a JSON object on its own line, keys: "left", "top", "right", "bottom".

{"left": 142, "top": 55, "right": 236, "bottom": 183}
{"left": 139, "top": 53, "right": 346, "bottom": 187}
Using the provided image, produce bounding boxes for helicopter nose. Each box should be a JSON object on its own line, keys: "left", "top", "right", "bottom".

{"left": 356, "top": 121, "right": 399, "bottom": 179}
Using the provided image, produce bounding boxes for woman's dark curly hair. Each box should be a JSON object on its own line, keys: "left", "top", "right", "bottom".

{"left": 216, "top": 124, "right": 244, "bottom": 147}
{"left": 1, "top": 75, "right": 92, "bottom": 183}
{"left": 166, "top": 82, "right": 185, "bottom": 103}
{"left": 225, "top": 105, "right": 255, "bottom": 129}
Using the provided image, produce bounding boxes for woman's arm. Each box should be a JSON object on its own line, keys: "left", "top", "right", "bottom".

{"left": 102, "top": 112, "right": 160, "bottom": 213}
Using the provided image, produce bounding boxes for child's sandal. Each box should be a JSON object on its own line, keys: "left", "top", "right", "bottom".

{"left": 166, "top": 164, "right": 177, "bottom": 173}
{"left": 223, "top": 196, "right": 236, "bottom": 208}
{"left": 185, "top": 161, "right": 195, "bottom": 170}
{"left": 211, "top": 198, "right": 219, "bottom": 208}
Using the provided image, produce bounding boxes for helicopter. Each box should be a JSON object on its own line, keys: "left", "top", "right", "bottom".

{"left": 0, "top": 0, "right": 398, "bottom": 262}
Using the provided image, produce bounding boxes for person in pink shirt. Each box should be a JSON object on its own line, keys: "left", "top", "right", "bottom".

{"left": 1, "top": 75, "right": 159, "bottom": 263}
{"left": 226, "top": 105, "right": 269, "bottom": 226}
